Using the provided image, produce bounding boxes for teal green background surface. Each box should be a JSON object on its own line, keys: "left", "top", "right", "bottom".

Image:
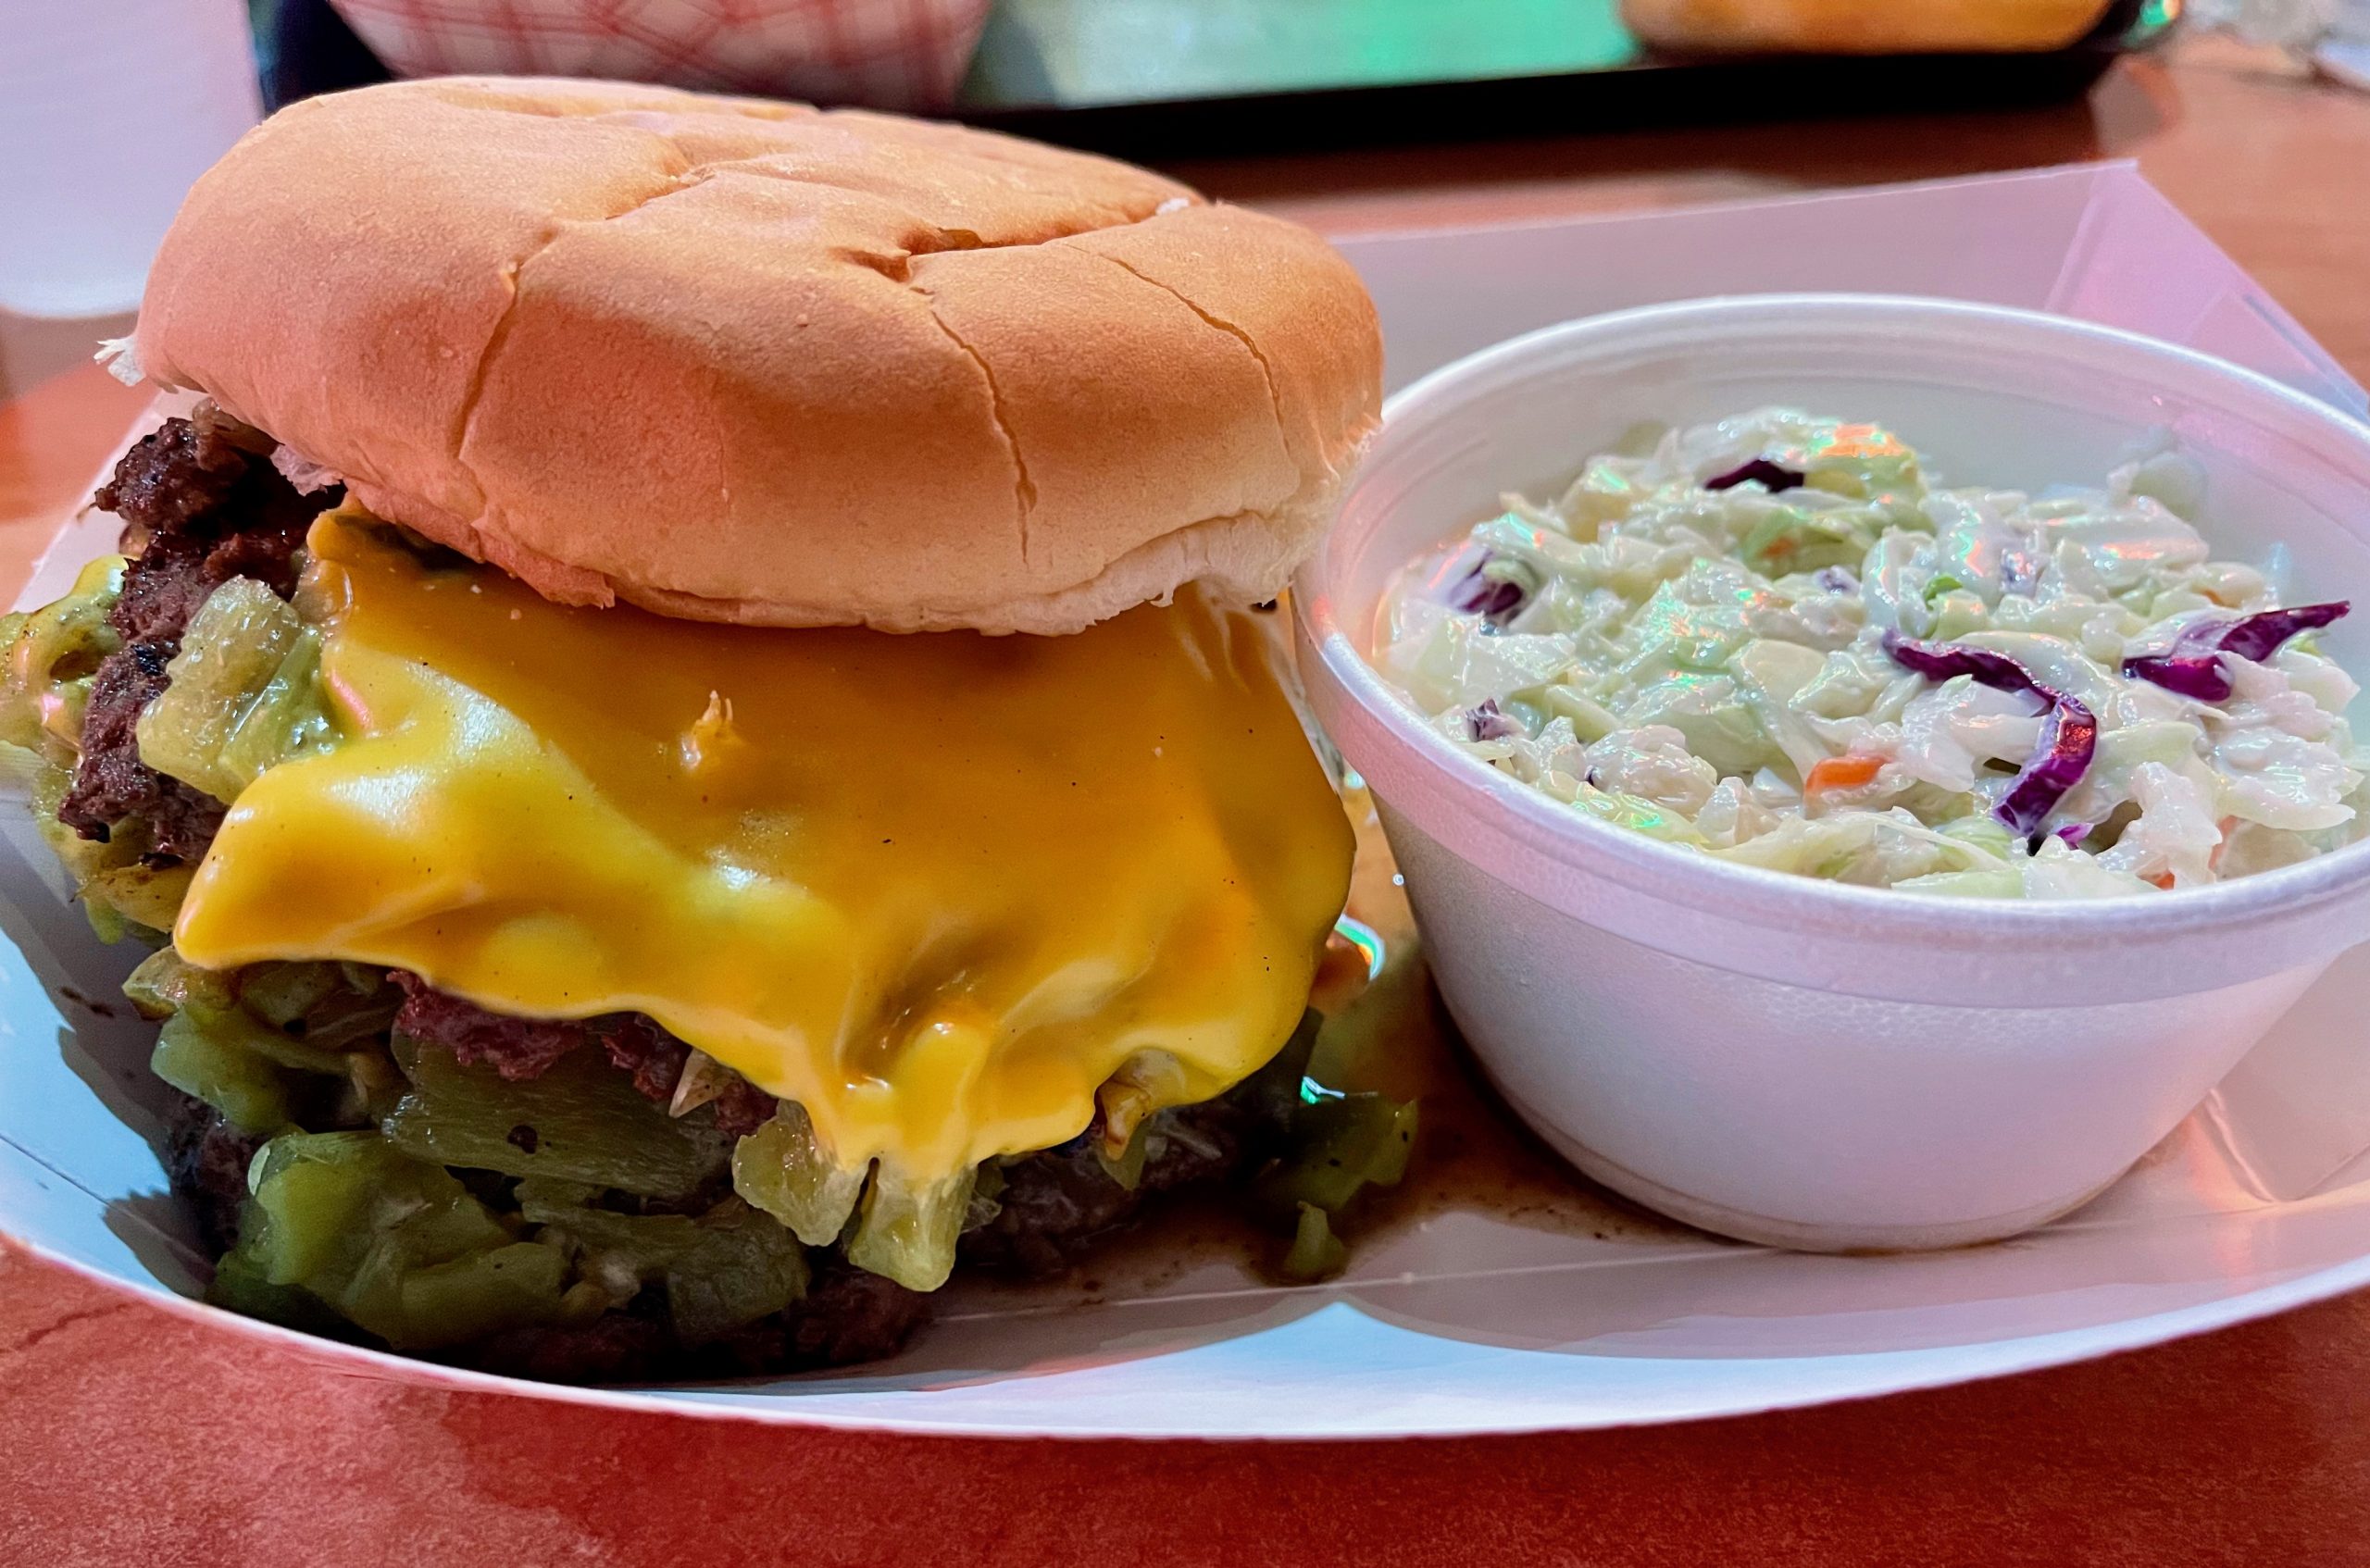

{"left": 962, "top": 0, "right": 1643, "bottom": 109}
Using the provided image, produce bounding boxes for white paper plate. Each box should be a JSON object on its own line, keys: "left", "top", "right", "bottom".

{"left": 8, "top": 164, "right": 2370, "bottom": 1439}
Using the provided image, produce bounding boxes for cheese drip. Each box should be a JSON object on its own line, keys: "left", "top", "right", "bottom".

{"left": 175, "top": 513, "right": 1353, "bottom": 1180}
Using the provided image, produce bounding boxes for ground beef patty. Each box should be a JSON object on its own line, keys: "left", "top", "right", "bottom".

{"left": 961, "top": 1091, "right": 1278, "bottom": 1277}
{"left": 165, "top": 956, "right": 1286, "bottom": 1380}
{"left": 464, "top": 1259, "right": 932, "bottom": 1383}
{"left": 388, "top": 972, "right": 1296, "bottom": 1278}
{"left": 163, "top": 1091, "right": 267, "bottom": 1256}
{"left": 60, "top": 410, "right": 318, "bottom": 860}
{"left": 389, "top": 972, "right": 780, "bottom": 1138}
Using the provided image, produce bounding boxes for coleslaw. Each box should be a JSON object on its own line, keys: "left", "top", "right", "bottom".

{"left": 1376, "top": 409, "right": 2365, "bottom": 898}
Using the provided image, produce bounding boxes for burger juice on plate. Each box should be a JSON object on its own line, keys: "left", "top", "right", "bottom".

{"left": 2, "top": 79, "right": 1398, "bottom": 1377}
{"left": 1378, "top": 409, "right": 2363, "bottom": 897}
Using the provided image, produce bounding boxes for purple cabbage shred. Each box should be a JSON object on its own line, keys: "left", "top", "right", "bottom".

{"left": 2123, "top": 602, "right": 2350, "bottom": 703}
{"left": 1881, "top": 631, "right": 2099, "bottom": 845}
{"left": 1705, "top": 458, "right": 1806, "bottom": 494}
{"left": 2221, "top": 602, "right": 2349, "bottom": 661}
{"left": 1449, "top": 550, "right": 1529, "bottom": 627}
{"left": 1466, "top": 698, "right": 1524, "bottom": 742}
{"left": 1813, "top": 566, "right": 1860, "bottom": 594}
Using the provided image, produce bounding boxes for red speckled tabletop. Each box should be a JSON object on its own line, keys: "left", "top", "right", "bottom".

{"left": 8, "top": 36, "right": 2370, "bottom": 1566}
{"left": 9, "top": 1241, "right": 2370, "bottom": 1565}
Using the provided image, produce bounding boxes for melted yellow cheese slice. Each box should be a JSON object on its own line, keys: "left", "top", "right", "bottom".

{"left": 175, "top": 514, "right": 1353, "bottom": 1182}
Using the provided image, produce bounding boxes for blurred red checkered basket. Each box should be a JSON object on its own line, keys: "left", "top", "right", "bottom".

{"left": 328, "top": 0, "right": 994, "bottom": 110}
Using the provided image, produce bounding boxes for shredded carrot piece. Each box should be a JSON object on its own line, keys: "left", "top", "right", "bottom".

{"left": 2207, "top": 817, "right": 2239, "bottom": 875}
{"left": 2148, "top": 872, "right": 2177, "bottom": 890}
{"left": 1827, "top": 424, "right": 1907, "bottom": 460}
{"left": 1805, "top": 754, "right": 1885, "bottom": 793}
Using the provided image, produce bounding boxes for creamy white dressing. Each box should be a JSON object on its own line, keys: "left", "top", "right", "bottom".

{"left": 1377, "top": 409, "right": 2366, "bottom": 898}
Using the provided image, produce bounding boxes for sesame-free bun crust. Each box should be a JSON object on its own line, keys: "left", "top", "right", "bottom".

{"left": 134, "top": 79, "right": 1381, "bottom": 633}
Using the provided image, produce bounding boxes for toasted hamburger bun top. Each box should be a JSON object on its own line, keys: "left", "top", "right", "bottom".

{"left": 131, "top": 79, "right": 1382, "bottom": 634}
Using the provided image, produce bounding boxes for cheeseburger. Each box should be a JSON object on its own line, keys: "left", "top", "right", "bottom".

{"left": 4, "top": 79, "right": 1386, "bottom": 1378}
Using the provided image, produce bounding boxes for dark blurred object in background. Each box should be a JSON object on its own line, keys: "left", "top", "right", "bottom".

{"left": 258, "top": 0, "right": 385, "bottom": 113}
